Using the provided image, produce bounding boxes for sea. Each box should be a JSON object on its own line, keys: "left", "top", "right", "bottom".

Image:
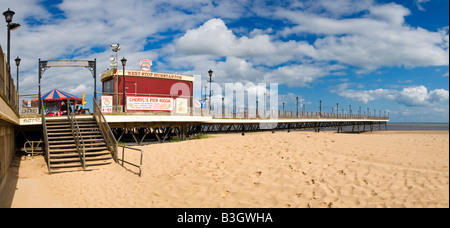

{"left": 309, "top": 122, "right": 449, "bottom": 132}
{"left": 386, "top": 123, "right": 449, "bottom": 131}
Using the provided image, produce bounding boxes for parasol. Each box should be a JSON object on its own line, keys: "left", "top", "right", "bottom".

{"left": 33, "top": 89, "right": 82, "bottom": 102}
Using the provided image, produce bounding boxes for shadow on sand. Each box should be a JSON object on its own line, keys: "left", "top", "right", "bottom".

{"left": 0, "top": 153, "right": 22, "bottom": 208}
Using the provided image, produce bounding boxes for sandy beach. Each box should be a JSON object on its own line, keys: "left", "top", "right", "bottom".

{"left": 0, "top": 130, "right": 448, "bottom": 208}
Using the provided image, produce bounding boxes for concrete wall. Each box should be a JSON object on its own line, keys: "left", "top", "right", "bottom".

{"left": 0, "top": 120, "right": 15, "bottom": 185}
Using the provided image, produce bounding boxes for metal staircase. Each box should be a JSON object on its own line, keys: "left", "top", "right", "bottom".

{"left": 41, "top": 97, "right": 113, "bottom": 173}
{"left": 45, "top": 116, "right": 112, "bottom": 172}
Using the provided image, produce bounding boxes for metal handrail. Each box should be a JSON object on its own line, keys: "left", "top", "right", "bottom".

{"left": 93, "top": 98, "right": 118, "bottom": 163}
{"left": 67, "top": 99, "right": 86, "bottom": 169}
{"left": 24, "top": 141, "right": 43, "bottom": 159}
{"left": 41, "top": 99, "right": 51, "bottom": 172}
{"left": 118, "top": 145, "right": 143, "bottom": 177}
{"left": 95, "top": 92, "right": 389, "bottom": 121}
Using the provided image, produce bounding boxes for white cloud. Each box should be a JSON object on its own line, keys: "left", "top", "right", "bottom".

{"left": 416, "top": 0, "right": 431, "bottom": 11}
{"left": 171, "top": 18, "right": 344, "bottom": 86}
{"left": 275, "top": 2, "right": 449, "bottom": 71}
{"left": 2, "top": 0, "right": 448, "bottom": 105}
{"left": 2, "top": 0, "right": 217, "bottom": 94}
{"left": 263, "top": 64, "right": 330, "bottom": 87}
{"left": 335, "top": 84, "right": 449, "bottom": 107}
{"left": 175, "top": 18, "right": 317, "bottom": 62}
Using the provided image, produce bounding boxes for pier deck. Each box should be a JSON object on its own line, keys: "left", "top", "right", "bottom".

{"left": 18, "top": 114, "right": 389, "bottom": 145}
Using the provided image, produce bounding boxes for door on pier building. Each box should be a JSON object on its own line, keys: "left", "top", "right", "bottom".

{"left": 125, "top": 81, "right": 137, "bottom": 95}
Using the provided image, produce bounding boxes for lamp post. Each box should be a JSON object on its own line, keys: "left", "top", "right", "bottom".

{"left": 3, "top": 8, "right": 21, "bottom": 101}
{"left": 222, "top": 97, "right": 225, "bottom": 118}
{"left": 3, "top": 9, "right": 20, "bottom": 70}
{"left": 256, "top": 100, "right": 258, "bottom": 117}
{"left": 208, "top": 69, "right": 213, "bottom": 111}
{"left": 121, "top": 57, "right": 127, "bottom": 112}
{"left": 319, "top": 100, "right": 322, "bottom": 117}
{"left": 15, "top": 56, "right": 20, "bottom": 96}
{"left": 203, "top": 85, "right": 207, "bottom": 116}
{"left": 336, "top": 103, "right": 339, "bottom": 117}
{"left": 349, "top": 105, "right": 352, "bottom": 118}
{"left": 296, "top": 97, "right": 298, "bottom": 118}
{"left": 111, "top": 44, "right": 120, "bottom": 110}
{"left": 264, "top": 92, "right": 266, "bottom": 118}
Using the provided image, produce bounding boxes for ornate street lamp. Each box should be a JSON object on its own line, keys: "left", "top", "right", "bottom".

{"left": 121, "top": 57, "right": 127, "bottom": 112}
{"left": 208, "top": 69, "right": 213, "bottom": 111}
{"left": 3, "top": 8, "right": 20, "bottom": 70}
{"left": 15, "top": 56, "right": 20, "bottom": 94}
{"left": 3, "top": 8, "right": 21, "bottom": 100}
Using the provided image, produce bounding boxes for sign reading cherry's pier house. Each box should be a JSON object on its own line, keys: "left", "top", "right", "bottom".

{"left": 126, "top": 96, "right": 174, "bottom": 111}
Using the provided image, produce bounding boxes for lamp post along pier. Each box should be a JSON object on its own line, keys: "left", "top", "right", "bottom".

{"left": 121, "top": 57, "right": 127, "bottom": 113}
{"left": 3, "top": 8, "right": 21, "bottom": 101}
{"left": 208, "top": 69, "right": 213, "bottom": 112}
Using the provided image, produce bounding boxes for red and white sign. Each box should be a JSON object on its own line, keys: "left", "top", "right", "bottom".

{"left": 126, "top": 96, "right": 173, "bottom": 111}
{"left": 139, "top": 59, "right": 152, "bottom": 72}
{"left": 101, "top": 96, "right": 113, "bottom": 113}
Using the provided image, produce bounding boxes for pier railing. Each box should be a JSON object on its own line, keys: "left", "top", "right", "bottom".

{"left": 93, "top": 98, "right": 118, "bottom": 163}
{"left": 0, "top": 45, "right": 19, "bottom": 115}
{"left": 118, "top": 146, "right": 143, "bottom": 177}
{"left": 18, "top": 92, "right": 388, "bottom": 121}
{"left": 95, "top": 92, "right": 389, "bottom": 121}
{"left": 67, "top": 98, "right": 86, "bottom": 169}
{"left": 40, "top": 99, "right": 50, "bottom": 172}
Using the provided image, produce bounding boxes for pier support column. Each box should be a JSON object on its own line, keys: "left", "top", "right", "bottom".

{"left": 180, "top": 124, "right": 188, "bottom": 141}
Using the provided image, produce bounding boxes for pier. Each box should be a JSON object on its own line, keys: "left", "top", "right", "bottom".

{"left": 18, "top": 102, "right": 389, "bottom": 146}
{"left": 1, "top": 49, "right": 389, "bottom": 174}
{"left": 11, "top": 86, "right": 389, "bottom": 173}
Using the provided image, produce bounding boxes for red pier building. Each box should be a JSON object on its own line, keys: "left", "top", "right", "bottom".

{"left": 100, "top": 68, "right": 194, "bottom": 114}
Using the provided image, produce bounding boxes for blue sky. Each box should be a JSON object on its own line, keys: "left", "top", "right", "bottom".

{"left": 1, "top": 0, "right": 448, "bottom": 122}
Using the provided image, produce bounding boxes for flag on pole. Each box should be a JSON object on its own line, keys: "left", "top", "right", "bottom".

{"left": 82, "top": 92, "right": 87, "bottom": 105}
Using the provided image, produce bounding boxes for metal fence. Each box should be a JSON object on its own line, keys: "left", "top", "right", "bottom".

{"left": 96, "top": 92, "right": 211, "bottom": 117}
{"left": 19, "top": 92, "right": 389, "bottom": 121}
{"left": 95, "top": 92, "right": 389, "bottom": 120}
{"left": 0, "top": 44, "right": 19, "bottom": 114}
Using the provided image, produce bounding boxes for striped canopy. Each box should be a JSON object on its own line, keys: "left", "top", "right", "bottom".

{"left": 38, "top": 89, "right": 82, "bottom": 102}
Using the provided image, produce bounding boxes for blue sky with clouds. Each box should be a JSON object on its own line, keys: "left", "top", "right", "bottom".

{"left": 1, "top": 0, "right": 448, "bottom": 122}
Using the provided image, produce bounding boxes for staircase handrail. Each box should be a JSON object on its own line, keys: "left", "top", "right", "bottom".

{"left": 67, "top": 99, "right": 86, "bottom": 170}
{"left": 93, "top": 98, "right": 118, "bottom": 163}
{"left": 41, "top": 99, "right": 51, "bottom": 172}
